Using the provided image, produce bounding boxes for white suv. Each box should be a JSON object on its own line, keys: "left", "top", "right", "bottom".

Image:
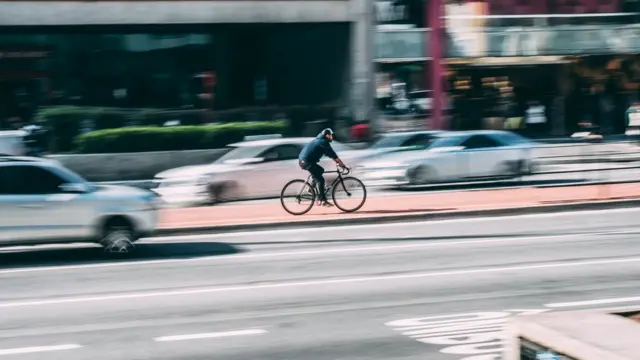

{"left": 0, "top": 156, "right": 161, "bottom": 253}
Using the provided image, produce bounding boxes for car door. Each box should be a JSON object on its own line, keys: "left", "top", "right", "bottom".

{"left": 0, "top": 164, "right": 86, "bottom": 244}
{"left": 460, "top": 135, "right": 504, "bottom": 178}
{"left": 264, "top": 144, "right": 304, "bottom": 197}
{"left": 243, "top": 144, "right": 303, "bottom": 198}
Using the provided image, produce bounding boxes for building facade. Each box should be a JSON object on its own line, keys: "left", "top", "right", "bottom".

{"left": 0, "top": 0, "right": 377, "bottom": 130}
{"left": 374, "top": 0, "right": 640, "bottom": 135}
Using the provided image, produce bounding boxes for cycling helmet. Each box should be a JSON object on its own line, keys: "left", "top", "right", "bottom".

{"left": 320, "top": 128, "right": 334, "bottom": 140}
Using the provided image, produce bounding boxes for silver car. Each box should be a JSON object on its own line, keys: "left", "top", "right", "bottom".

{"left": 154, "top": 137, "right": 357, "bottom": 205}
{"left": 0, "top": 156, "right": 160, "bottom": 253}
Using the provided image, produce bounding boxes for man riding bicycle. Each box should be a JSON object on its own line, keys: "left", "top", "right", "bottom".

{"left": 298, "top": 128, "right": 347, "bottom": 207}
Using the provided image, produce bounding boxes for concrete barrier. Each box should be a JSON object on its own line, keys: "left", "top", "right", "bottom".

{"left": 47, "top": 140, "right": 638, "bottom": 182}
{"left": 504, "top": 306, "right": 640, "bottom": 360}
{"left": 49, "top": 148, "right": 228, "bottom": 181}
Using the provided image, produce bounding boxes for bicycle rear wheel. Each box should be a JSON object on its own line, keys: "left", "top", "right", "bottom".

{"left": 332, "top": 176, "right": 367, "bottom": 213}
{"left": 280, "top": 179, "right": 316, "bottom": 216}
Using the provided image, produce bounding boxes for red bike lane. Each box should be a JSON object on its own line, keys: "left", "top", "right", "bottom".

{"left": 158, "top": 183, "right": 640, "bottom": 230}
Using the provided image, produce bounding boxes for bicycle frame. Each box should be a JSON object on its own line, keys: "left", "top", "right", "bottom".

{"left": 298, "top": 166, "right": 352, "bottom": 200}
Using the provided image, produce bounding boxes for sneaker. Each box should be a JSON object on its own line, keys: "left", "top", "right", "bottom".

{"left": 321, "top": 201, "right": 334, "bottom": 207}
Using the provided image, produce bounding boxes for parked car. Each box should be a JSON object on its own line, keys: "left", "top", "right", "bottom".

{"left": 357, "top": 130, "right": 538, "bottom": 186}
{"left": 153, "top": 137, "right": 359, "bottom": 205}
{"left": 0, "top": 156, "right": 161, "bottom": 253}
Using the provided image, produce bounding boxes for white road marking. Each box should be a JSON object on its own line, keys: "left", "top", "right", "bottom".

{"left": 0, "top": 230, "right": 630, "bottom": 275}
{"left": 0, "top": 344, "right": 82, "bottom": 356}
{"left": 386, "top": 310, "right": 550, "bottom": 360}
{"left": 154, "top": 329, "right": 267, "bottom": 342}
{"left": 150, "top": 206, "right": 640, "bottom": 242}
{"left": 1, "top": 256, "right": 640, "bottom": 309}
{"left": 545, "top": 296, "right": 640, "bottom": 308}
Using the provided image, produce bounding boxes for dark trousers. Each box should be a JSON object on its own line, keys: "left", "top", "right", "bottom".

{"left": 299, "top": 160, "right": 326, "bottom": 201}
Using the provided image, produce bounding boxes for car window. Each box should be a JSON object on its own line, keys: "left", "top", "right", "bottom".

{"left": 494, "top": 131, "right": 534, "bottom": 146}
{"left": 370, "top": 134, "right": 409, "bottom": 149}
{"left": 428, "top": 135, "right": 465, "bottom": 149}
{"left": 0, "top": 165, "right": 67, "bottom": 195}
{"left": 461, "top": 135, "right": 502, "bottom": 150}
{"left": 403, "top": 134, "right": 434, "bottom": 148}
{"left": 275, "top": 144, "right": 302, "bottom": 160}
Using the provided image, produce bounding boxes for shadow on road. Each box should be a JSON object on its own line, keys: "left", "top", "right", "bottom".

{"left": 0, "top": 242, "right": 242, "bottom": 270}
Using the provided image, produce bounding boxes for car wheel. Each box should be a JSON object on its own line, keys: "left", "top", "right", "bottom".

{"left": 495, "top": 162, "right": 517, "bottom": 178}
{"left": 217, "top": 182, "right": 240, "bottom": 203}
{"left": 408, "top": 165, "right": 433, "bottom": 185}
{"left": 207, "top": 182, "right": 239, "bottom": 205}
{"left": 100, "top": 217, "right": 136, "bottom": 254}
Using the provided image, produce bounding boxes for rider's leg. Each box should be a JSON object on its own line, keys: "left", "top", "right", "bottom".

{"left": 307, "top": 164, "right": 326, "bottom": 201}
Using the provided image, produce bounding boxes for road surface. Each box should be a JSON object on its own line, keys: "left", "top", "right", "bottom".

{"left": 2, "top": 208, "right": 640, "bottom": 359}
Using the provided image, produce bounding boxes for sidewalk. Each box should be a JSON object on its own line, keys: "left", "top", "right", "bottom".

{"left": 158, "top": 183, "right": 640, "bottom": 230}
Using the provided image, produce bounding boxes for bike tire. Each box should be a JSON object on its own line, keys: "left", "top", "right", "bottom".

{"left": 280, "top": 179, "right": 316, "bottom": 216}
{"left": 332, "top": 176, "right": 367, "bottom": 213}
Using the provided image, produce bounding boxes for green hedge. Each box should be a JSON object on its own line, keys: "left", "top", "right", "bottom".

{"left": 37, "top": 104, "right": 340, "bottom": 152}
{"left": 74, "top": 121, "right": 287, "bottom": 154}
{"left": 36, "top": 106, "right": 206, "bottom": 152}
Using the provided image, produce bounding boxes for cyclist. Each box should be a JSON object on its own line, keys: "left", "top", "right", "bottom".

{"left": 298, "top": 128, "right": 347, "bottom": 207}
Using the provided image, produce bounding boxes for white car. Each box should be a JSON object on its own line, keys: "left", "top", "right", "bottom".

{"left": 153, "top": 138, "right": 358, "bottom": 205}
{"left": 358, "top": 130, "right": 537, "bottom": 186}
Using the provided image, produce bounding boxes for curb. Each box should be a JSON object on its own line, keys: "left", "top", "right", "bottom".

{"left": 153, "top": 198, "right": 640, "bottom": 237}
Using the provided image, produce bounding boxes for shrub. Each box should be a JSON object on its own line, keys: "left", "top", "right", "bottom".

{"left": 36, "top": 106, "right": 207, "bottom": 152}
{"left": 74, "top": 121, "right": 287, "bottom": 154}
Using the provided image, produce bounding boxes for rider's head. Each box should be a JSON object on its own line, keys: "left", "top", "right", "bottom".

{"left": 321, "top": 128, "right": 334, "bottom": 142}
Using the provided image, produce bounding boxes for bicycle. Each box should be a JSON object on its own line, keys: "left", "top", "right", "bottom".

{"left": 280, "top": 165, "right": 367, "bottom": 216}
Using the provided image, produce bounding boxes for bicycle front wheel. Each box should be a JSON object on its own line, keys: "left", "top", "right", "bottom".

{"left": 280, "top": 179, "right": 316, "bottom": 216}
{"left": 332, "top": 176, "right": 367, "bottom": 213}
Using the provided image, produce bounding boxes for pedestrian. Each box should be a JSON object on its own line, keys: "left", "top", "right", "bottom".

{"left": 524, "top": 100, "right": 547, "bottom": 138}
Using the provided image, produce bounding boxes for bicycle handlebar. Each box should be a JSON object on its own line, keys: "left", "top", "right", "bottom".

{"left": 337, "top": 165, "right": 351, "bottom": 175}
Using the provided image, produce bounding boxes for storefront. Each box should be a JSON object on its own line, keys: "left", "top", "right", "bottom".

{"left": 0, "top": 24, "right": 351, "bottom": 128}
{"left": 374, "top": 0, "right": 430, "bottom": 132}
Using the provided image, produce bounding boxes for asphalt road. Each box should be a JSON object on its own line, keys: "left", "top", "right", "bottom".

{"left": 2, "top": 208, "right": 640, "bottom": 359}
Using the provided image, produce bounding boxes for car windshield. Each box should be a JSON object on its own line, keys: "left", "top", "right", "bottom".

{"left": 427, "top": 135, "right": 465, "bottom": 149}
{"left": 217, "top": 145, "right": 268, "bottom": 162}
{"left": 369, "top": 134, "right": 415, "bottom": 149}
{"left": 494, "top": 132, "right": 535, "bottom": 145}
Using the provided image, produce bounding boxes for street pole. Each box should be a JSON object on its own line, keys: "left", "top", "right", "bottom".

{"left": 428, "top": 0, "right": 444, "bottom": 130}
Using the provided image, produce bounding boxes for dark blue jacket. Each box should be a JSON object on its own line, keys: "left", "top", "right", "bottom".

{"left": 299, "top": 135, "right": 338, "bottom": 164}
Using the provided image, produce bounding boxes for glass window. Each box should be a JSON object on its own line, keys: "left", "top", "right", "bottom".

{"left": 403, "top": 134, "right": 435, "bottom": 148}
{"left": 274, "top": 144, "right": 302, "bottom": 160}
{"left": 0, "top": 165, "right": 66, "bottom": 195}
{"left": 428, "top": 135, "right": 466, "bottom": 149}
{"left": 462, "top": 135, "right": 502, "bottom": 149}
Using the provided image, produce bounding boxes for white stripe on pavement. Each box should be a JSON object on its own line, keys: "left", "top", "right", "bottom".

{"left": 0, "top": 344, "right": 82, "bottom": 356}
{"left": 154, "top": 329, "right": 267, "bottom": 342}
{"left": 1, "top": 256, "right": 640, "bottom": 309}
{"left": 149, "top": 207, "right": 640, "bottom": 242}
{"left": 545, "top": 296, "right": 640, "bottom": 308}
{"left": 1, "top": 229, "right": 635, "bottom": 275}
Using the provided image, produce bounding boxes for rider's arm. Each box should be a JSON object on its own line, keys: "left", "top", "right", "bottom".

{"left": 324, "top": 144, "right": 346, "bottom": 167}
